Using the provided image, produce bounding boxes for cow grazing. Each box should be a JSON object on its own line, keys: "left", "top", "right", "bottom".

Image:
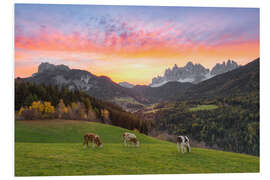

{"left": 177, "top": 136, "right": 191, "bottom": 153}
{"left": 122, "top": 132, "right": 140, "bottom": 147}
{"left": 83, "top": 133, "right": 103, "bottom": 148}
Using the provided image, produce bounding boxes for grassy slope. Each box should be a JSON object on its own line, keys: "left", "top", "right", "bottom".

{"left": 189, "top": 105, "right": 219, "bottom": 112}
{"left": 15, "top": 120, "right": 259, "bottom": 176}
{"left": 114, "top": 97, "right": 145, "bottom": 106}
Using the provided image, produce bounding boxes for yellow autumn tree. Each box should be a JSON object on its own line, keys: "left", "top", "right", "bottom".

{"left": 30, "top": 101, "right": 43, "bottom": 110}
{"left": 40, "top": 101, "right": 54, "bottom": 119}
{"left": 16, "top": 106, "right": 26, "bottom": 120}
{"left": 18, "top": 107, "right": 25, "bottom": 116}
{"left": 28, "top": 101, "right": 41, "bottom": 119}
{"left": 26, "top": 100, "right": 55, "bottom": 119}
{"left": 44, "top": 101, "right": 54, "bottom": 113}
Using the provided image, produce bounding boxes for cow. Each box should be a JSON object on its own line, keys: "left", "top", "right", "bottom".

{"left": 122, "top": 132, "right": 140, "bottom": 147}
{"left": 177, "top": 136, "right": 191, "bottom": 153}
{"left": 83, "top": 133, "right": 103, "bottom": 148}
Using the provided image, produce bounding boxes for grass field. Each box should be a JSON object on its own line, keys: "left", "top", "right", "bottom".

{"left": 114, "top": 97, "right": 145, "bottom": 106}
{"left": 189, "top": 105, "right": 219, "bottom": 112}
{"left": 15, "top": 120, "right": 259, "bottom": 176}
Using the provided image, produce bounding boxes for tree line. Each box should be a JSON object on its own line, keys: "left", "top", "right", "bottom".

{"left": 15, "top": 78, "right": 154, "bottom": 134}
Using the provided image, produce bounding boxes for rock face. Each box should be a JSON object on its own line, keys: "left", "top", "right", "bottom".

{"left": 210, "top": 60, "right": 239, "bottom": 76}
{"left": 150, "top": 62, "right": 210, "bottom": 87}
{"left": 38, "top": 62, "right": 70, "bottom": 73}
{"left": 150, "top": 60, "right": 239, "bottom": 87}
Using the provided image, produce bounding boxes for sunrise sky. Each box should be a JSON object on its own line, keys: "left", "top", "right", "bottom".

{"left": 15, "top": 4, "right": 259, "bottom": 85}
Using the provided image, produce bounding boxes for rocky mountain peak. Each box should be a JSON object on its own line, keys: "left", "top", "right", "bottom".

{"left": 173, "top": 64, "right": 178, "bottom": 70}
{"left": 150, "top": 59, "right": 239, "bottom": 87}
{"left": 38, "top": 62, "right": 70, "bottom": 73}
{"left": 211, "top": 59, "right": 239, "bottom": 76}
{"left": 185, "top": 61, "right": 194, "bottom": 68}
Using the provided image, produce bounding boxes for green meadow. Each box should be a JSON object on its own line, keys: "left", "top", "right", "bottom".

{"left": 189, "top": 105, "right": 219, "bottom": 112}
{"left": 15, "top": 120, "right": 259, "bottom": 176}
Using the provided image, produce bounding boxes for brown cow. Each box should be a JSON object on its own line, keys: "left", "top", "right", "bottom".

{"left": 122, "top": 132, "right": 139, "bottom": 147}
{"left": 83, "top": 133, "right": 103, "bottom": 148}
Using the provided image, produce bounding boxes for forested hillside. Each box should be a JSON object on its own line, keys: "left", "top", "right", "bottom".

{"left": 150, "top": 58, "right": 260, "bottom": 156}
{"left": 15, "top": 78, "right": 154, "bottom": 134}
{"left": 155, "top": 92, "right": 259, "bottom": 156}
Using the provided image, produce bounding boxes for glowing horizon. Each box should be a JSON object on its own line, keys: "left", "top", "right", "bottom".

{"left": 15, "top": 4, "right": 259, "bottom": 85}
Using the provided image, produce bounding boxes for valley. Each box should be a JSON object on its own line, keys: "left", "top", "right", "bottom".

{"left": 16, "top": 58, "right": 260, "bottom": 156}
{"left": 22, "top": 59, "right": 241, "bottom": 112}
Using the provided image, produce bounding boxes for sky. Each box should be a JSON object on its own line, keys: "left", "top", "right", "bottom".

{"left": 15, "top": 4, "right": 260, "bottom": 85}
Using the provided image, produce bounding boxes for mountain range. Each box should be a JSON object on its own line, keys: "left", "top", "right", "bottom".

{"left": 182, "top": 58, "right": 259, "bottom": 100}
{"left": 21, "top": 58, "right": 258, "bottom": 111}
{"left": 149, "top": 60, "right": 239, "bottom": 87}
{"left": 23, "top": 62, "right": 193, "bottom": 111}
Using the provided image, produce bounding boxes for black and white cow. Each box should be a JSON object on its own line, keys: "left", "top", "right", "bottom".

{"left": 177, "top": 136, "right": 191, "bottom": 153}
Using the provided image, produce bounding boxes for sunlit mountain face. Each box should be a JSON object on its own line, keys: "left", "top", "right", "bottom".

{"left": 15, "top": 4, "right": 259, "bottom": 85}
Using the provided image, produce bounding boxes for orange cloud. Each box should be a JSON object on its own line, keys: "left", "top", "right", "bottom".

{"left": 15, "top": 20, "right": 259, "bottom": 84}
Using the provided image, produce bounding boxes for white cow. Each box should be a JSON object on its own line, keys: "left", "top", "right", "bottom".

{"left": 122, "top": 132, "right": 140, "bottom": 147}
{"left": 177, "top": 136, "right": 191, "bottom": 153}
